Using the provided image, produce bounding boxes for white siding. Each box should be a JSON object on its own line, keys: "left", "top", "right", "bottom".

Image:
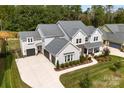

{"left": 44, "top": 37, "right": 54, "bottom": 46}
{"left": 71, "top": 31, "right": 86, "bottom": 45}
{"left": 21, "top": 40, "right": 42, "bottom": 56}
{"left": 56, "top": 43, "right": 80, "bottom": 64}
{"left": 89, "top": 29, "right": 103, "bottom": 43}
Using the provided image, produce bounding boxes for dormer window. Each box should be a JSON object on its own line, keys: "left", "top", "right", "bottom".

{"left": 94, "top": 36, "right": 98, "bottom": 41}
{"left": 79, "top": 39, "right": 81, "bottom": 43}
{"left": 27, "top": 37, "right": 34, "bottom": 43}
{"left": 76, "top": 38, "right": 82, "bottom": 44}
{"left": 85, "top": 37, "right": 88, "bottom": 42}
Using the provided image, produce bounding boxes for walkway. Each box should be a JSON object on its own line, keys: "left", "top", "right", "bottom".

{"left": 57, "top": 58, "right": 98, "bottom": 75}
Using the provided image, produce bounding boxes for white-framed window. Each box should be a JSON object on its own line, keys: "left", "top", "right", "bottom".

{"left": 76, "top": 39, "right": 78, "bottom": 43}
{"left": 27, "top": 37, "right": 34, "bottom": 43}
{"left": 94, "top": 47, "right": 99, "bottom": 53}
{"left": 85, "top": 37, "right": 88, "bottom": 42}
{"left": 76, "top": 38, "right": 82, "bottom": 44}
{"left": 64, "top": 53, "right": 74, "bottom": 62}
{"left": 79, "top": 39, "right": 81, "bottom": 43}
{"left": 94, "top": 36, "right": 98, "bottom": 41}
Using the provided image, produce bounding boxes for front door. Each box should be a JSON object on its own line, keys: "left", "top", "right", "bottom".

{"left": 88, "top": 48, "right": 93, "bottom": 54}
{"left": 37, "top": 46, "right": 42, "bottom": 53}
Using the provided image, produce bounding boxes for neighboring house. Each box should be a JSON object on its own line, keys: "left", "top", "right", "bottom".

{"left": 19, "top": 21, "right": 103, "bottom": 65}
{"left": 100, "top": 24, "right": 124, "bottom": 49}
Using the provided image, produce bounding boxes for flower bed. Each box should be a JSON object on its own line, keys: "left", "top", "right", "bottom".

{"left": 55, "top": 56, "right": 92, "bottom": 71}
{"left": 94, "top": 55, "right": 111, "bottom": 63}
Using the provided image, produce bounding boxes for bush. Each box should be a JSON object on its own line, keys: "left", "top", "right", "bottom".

{"left": 80, "top": 56, "right": 85, "bottom": 63}
{"left": 80, "top": 73, "right": 92, "bottom": 88}
{"left": 0, "top": 39, "right": 7, "bottom": 56}
{"left": 109, "top": 65, "right": 117, "bottom": 72}
{"left": 65, "top": 62, "right": 69, "bottom": 67}
{"left": 69, "top": 61, "right": 73, "bottom": 66}
{"left": 88, "top": 57, "right": 91, "bottom": 61}
{"left": 56, "top": 60, "right": 60, "bottom": 69}
{"left": 94, "top": 55, "right": 98, "bottom": 59}
{"left": 114, "top": 62, "right": 122, "bottom": 69}
{"left": 61, "top": 63, "right": 65, "bottom": 68}
{"left": 109, "top": 62, "right": 122, "bottom": 72}
{"left": 102, "top": 47, "right": 110, "bottom": 56}
{"left": 74, "top": 60, "right": 80, "bottom": 65}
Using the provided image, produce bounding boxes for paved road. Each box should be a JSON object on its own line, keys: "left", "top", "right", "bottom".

{"left": 16, "top": 54, "right": 98, "bottom": 88}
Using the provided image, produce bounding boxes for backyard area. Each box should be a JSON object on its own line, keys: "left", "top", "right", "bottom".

{"left": 0, "top": 32, "right": 30, "bottom": 88}
{"left": 60, "top": 55, "right": 124, "bottom": 88}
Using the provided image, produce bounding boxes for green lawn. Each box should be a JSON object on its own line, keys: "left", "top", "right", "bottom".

{"left": 60, "top": 55, "right": 124, "bottom": 88}
{"left": 0, "top": 38, "right": 30, "bottom": 88}
{"left": 0, "top": 53, "right": 30, "bottom": 88}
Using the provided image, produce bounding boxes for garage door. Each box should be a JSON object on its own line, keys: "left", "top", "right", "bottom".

{"left": 109, "top": 42, "right": 121, "bottom": 49}
{"left": 44, "top": 49, "right": 49, "bottom": 59}
{"left": 27, "top": 48, "right": 35, "bottom": 56}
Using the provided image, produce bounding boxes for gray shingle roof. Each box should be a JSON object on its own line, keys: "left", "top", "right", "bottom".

{"left": 57, "top": 21, "right": 94, "bottom": 39}
{"left": 37, "top": 24, "right": 64, "bottom": 38}
{"left": 19, "top": 31, "right": 41, "bottom": 41}
{"left": 45, "top": 38, "right": 69, "bottom": 56}
{"left": 101, "top": 24, "right": 124, "bottom": 44}
{"left": 84, "top": 42, "right": 102, "bottom": 49}
{"left": 106, "top": 24, "right": 124, "bottom": 33}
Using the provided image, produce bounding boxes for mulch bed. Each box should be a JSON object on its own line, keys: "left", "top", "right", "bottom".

{"left": 95, "top": 56, "right": 111, "bottom": 63}
{"left": 54, "top": 60, "right": 92, "bottom": 71}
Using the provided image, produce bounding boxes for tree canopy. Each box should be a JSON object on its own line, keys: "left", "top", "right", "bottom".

{"left": 0, "top": 5, "right": 123, "bottom": 31}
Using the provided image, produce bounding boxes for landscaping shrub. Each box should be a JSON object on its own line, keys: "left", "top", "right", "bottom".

{"left": 109, "top": 62, "right": 122, "bottom": 72}
{"left": 69, "top": 61, "right": 73, "bottom": 66}
{"left": 74, "top": 60, "right": 80, "bottom": 65}
{"left": 88, "top": 57, "right": 91, "bottom": 61}
{"left": 94, "top": 55, "right": 98, "bottom": 59}
{"left": 65, "top": 62, "right": 69, "bottom": 67}
{"left": 80, "top": 73, "right": 92, "bottom": 88}
{"left": 114, "top": 62, "right": 122, "bottom": 69}
{"left": 0, "top": 39, "right": 7, "bottom": 57}
{"left": 80, "top": 55, "right": 85, "bottom": 63}
{"left": 61, "top": 63, "right": 65, "bottom": 68}
{"left": 102, "top": 47, "right": 110, "bottom": 56}
{"left": 56, "top": 60, "right": 60, "bottom": 69}
{"left": 109, "top": 65, "right": 117, "bottom": 72}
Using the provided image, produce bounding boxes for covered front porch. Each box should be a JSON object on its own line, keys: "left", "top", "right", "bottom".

{"left": 83, "top": 42, "right": 102, "bottom": 55}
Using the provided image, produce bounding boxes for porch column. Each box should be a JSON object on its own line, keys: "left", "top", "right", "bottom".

{"left": 93, "top": 48, "right": 94, "bottom": 54}
{"left": 87, "top": 48, "right": 88, "bottom": 55}
{"left": 49, "top": 54, "right": 52, "bottom": 61}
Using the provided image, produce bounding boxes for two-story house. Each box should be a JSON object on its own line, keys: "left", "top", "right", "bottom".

{"left": 19, "top": 21, "right": 103, "bottom": 65}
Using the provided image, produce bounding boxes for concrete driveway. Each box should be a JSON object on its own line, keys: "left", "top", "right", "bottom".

{"left": 16, "top": 54, "right": 64, "bottom": 88}
{"left": 16, "top": 54, "right": 98, "bottom": 88}
{"left": 108, "top": 47, "right": 124, "bottom": 57}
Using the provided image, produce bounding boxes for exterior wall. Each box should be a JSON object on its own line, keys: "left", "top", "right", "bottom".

{"left": 21, "top": 39, "right": 42, "bottom": 56}
{"left": 55, "top": 43, "right": 80, "bottom": 65}
{"left": 89, "top": 29, "right": 103, "bottom": 43}
{"left": 44, "top": 37, "right": 54, "bottom": 46}
{"left": 71, "top": 31, "right": 86, "bottom": 45}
